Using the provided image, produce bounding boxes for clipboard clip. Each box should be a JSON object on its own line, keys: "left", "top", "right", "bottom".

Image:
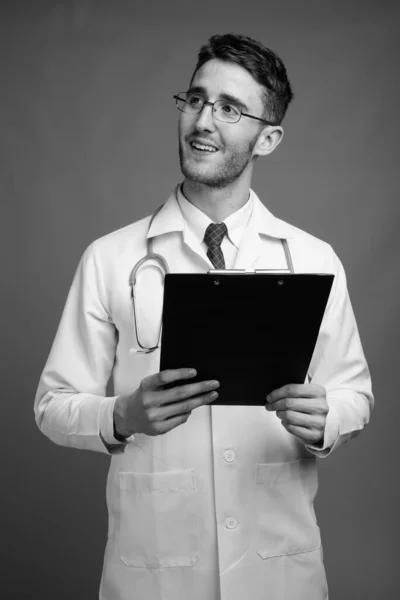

{"left": 208, "top": 269, "right": 292, "bottom": 274}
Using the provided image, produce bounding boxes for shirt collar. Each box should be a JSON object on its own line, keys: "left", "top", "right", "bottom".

{"left": 176, "top": 184, "right": 253, "bottom": 249}
{"left": 147, "top": 184, "right": 298, "bottom": 241}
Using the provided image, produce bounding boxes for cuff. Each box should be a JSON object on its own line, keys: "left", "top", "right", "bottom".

{"left": 99, "top": 396, "right": 134, "bottom": 454}
{"left": 305, "top": 404, "right": 340, "bottom": 458}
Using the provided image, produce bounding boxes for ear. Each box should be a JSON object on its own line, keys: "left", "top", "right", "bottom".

{"left": 253, "top": 126, "right": 284, "bottom": 157}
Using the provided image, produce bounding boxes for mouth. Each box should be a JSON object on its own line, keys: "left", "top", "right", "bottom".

{"left": 189, "top": 140, "right": 219, "bottom": 155}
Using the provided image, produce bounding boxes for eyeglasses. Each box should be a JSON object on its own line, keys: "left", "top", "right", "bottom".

{"left": 174, "top": 92, "right": 273, "bottom": 125}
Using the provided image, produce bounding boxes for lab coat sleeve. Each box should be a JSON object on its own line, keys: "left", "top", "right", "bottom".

{"left": 304, "top": 252, "right": 374, "bottom": 458}
{"left": 34, "top": 241, "right": 129, "bottom": 455}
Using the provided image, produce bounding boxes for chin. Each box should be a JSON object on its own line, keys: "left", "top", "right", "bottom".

{"left": 181, "top": 159, "right": 209, "bottom": 182}
{"left": 182, "top": 165, "right": 221, "bottom": 187}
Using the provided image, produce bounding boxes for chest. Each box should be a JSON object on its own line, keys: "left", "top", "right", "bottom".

{"left": 107, "top": 233, "right": 333, "bottom": 390}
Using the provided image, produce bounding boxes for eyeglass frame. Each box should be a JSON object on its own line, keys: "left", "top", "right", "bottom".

{"left": 173, "top": 92, "right": 274, "bottom": 126}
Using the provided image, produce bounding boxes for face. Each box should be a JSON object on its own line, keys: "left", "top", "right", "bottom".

{"left": 178, "top": 59, "right": 267, "bottom": 189}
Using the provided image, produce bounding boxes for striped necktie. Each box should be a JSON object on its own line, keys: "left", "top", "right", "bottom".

{"left": 204, "top": 222, "right": 228, "bottom": 269}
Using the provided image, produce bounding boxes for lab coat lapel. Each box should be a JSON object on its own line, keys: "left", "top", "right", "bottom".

{"left": 232, "top": 215, "right": 263, "bottom": 269}
{"left": 147, "top": 186, "right": 211, "bottom": 271}
{"left": 234, "top": 193, "right": 298, "bottom": 270}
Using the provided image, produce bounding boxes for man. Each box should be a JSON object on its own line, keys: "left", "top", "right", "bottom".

{"left": 35, "top": 33, "right": 373, "bottom": 600}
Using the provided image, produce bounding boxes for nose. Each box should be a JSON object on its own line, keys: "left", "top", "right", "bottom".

{"left": 194, "top": 103, "right": 216, "bottom": 132}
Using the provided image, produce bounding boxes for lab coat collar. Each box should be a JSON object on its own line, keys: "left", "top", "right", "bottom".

{"left": 176, "top": 184, "right": 253, "bottom": 250}
{"left": 146, "top": 184, "right": 298, "bottom": 241}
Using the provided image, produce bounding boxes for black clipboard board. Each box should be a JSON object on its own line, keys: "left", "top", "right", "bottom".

{"left": 160, "top": 273, "right": 334, "bottom": 405}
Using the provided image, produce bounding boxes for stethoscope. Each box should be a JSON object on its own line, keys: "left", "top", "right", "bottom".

{"left": 128, "top": 189, "right": 294, "bottom": 355}
{"left": 129, "top": 203, "right": 169, "bottom": 354}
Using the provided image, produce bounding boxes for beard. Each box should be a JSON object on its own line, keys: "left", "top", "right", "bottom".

{"left": 179, "top": 134, "right": 258, "bottom": 189}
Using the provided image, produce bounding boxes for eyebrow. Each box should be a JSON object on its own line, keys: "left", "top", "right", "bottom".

{"left": 187, "top": 85, "right": 250, "bottom": 113}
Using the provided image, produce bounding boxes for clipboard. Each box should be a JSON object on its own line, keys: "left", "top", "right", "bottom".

{"left": 160, "top": 272, "right": 334, "bottom": 405}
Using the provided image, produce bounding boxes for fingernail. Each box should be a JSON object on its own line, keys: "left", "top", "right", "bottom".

{"left": 266, "top": 394, "right": 271, "bottom": 402}
{"left": 189, "top": 369, "right": 197, "bottom": 376}
{"left": 209, "top": 380, "right": 220, "bottom": 388}
{"left": 210, "top": 391, "right": 219, "bottom": 400}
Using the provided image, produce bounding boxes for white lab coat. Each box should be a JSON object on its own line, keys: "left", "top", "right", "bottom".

{"left": 35, "top": 187, "right": 373, "bottom": 600}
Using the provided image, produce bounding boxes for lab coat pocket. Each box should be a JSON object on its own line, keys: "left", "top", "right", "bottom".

{"left": 117, "top": 469, "right": 199, "bottom": 568}
{"left": 255, "top": 458, "right": 321, "bottom": 559}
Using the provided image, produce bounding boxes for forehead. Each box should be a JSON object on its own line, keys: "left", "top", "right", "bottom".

{"left": 191, "top": 59, "right": 264, "bottom": 109}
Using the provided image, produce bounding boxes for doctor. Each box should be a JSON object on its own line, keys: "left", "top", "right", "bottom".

{"left": 35, "top": 33, "right": 373, "bottom": 600}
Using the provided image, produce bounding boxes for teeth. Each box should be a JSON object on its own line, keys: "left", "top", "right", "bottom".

{"left": 192, "top": 143, "right": 217, "bottom": 152}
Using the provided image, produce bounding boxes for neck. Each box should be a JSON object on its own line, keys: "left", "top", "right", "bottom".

{"left": 181, "top": 176, "right": 252, "bottom": 222}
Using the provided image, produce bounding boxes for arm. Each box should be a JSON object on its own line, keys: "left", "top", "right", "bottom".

{"left": 34, "top": 241, "right": 123, "bottom": 455}
{"left": 34, "top": 241, "right": 220, "bottom": 454}
{"left": 266, "top": 252, "right": 374, "bottom": 457}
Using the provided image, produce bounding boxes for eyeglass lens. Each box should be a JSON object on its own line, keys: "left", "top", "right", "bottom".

{"left": 176, "top": 93, "right": 241, "bottom": 123}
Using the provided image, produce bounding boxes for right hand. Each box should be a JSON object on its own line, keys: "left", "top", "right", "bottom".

{"left": 114, "top": 368, "right": 219, "bottom": 437}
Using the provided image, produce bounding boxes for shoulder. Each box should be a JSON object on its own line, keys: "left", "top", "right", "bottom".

{"left": 286, "top": 221, "right": 341, "bottom": 273}
{"left": 283, "top": 219, "right": 335, "bottom": 253}
{"left": 252, "top": 192, "right": 340, "bottom": 271}
{"left": 263, "top": 213, "right": 342, "bottom": 274}
{"left": 96, "top": 214, "right": 151, "bottom": 250}
{"left": 81, "top": 213, "right": 152, "bottom": 265}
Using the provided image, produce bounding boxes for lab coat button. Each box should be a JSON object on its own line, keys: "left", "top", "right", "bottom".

{"left": 225, "top": 517, "right": 238, "bottom": 529}
{"left": 224, "top": 450, "right": 236, "bottom": 463}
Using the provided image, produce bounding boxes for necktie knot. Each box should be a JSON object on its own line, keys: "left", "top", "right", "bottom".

{"left": 204, "top": 222, "right": 228, "bottom": 269}
{"left": 204, "top": 222, "right": 228, "bottom": 248}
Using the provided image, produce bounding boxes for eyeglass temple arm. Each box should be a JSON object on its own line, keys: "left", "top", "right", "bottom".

{"left": 241, "top": 112, "right": 273, "bottom": 125}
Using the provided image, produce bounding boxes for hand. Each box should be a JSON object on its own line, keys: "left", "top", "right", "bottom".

{"left": 114, "top": 368, "right": 219, "bottom": 437}
{"left": 265, "top": 383, "right": 328, "bottom": 445}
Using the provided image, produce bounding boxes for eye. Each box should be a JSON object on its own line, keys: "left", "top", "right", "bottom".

{"left": 187, "top": 94, "right": 203, "bottom": 107}
{"left": 220, "top": 103, "right": 240, "bottom": 118}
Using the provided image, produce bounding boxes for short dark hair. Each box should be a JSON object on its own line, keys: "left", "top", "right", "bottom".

{"left": 190, "top": 33, "right": 294, "bottom": 125}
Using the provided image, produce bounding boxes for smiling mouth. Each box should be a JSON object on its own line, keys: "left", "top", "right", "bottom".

{"left": 190, "top": 142, "right": 219, "bottom": 153}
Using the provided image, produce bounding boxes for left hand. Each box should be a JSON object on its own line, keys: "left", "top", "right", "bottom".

{"left": 265, "top": 383, "right": 328, "bottom": 445}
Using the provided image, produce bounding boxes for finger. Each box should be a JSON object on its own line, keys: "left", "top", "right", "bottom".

{"left": 157, "top": 411, "right": 193, "bottom": 434}
{"left": 157, "top": 391, "right": 219, "bottom": 420}
{"left": 280, "top": 422, "right": 324, "bottom": 445}
{"left": 267, "top": 397, "right": 328, "bottom": 415}
{"left": 157, "top": 379, "right": 220, "bottom": 406}
{"left": 267, "top": 383, "right": 325, "bottom": 403}
{"left": 276, "top": 410, "right": 326, "bottom": 430}
{"left": 141, "top": 368, "right": 197, "bottom": 391}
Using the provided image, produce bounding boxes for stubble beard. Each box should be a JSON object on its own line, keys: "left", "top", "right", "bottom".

{"left": 179, "top": 137, "right": 258, "bottom": 190}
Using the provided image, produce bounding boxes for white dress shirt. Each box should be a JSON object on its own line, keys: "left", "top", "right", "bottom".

{"left": 176, "top": 185, "right": 253, "bottom": 269}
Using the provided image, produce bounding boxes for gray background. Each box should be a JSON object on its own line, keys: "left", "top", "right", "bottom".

{"left": 1, "top": 0, "right": 399, "bottom": 598}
